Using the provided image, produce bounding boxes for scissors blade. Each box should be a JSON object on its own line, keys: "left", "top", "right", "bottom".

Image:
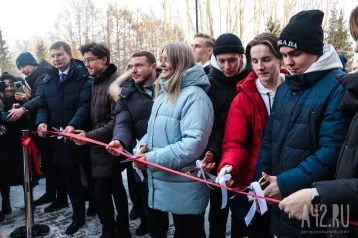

{"left": 181, "top": 167, "right": 198, "bottom": 174}
{"left": 120, "top": 158, "right": 132, "bottom": 163}
{"left": 119, "top": 149, "right": 134, "bottom": 163}
{"left": 123, "top": 149, "right": 134, "bottom": 156}
{"left": 52, "top": 127, "right": 61, "bottom": 132}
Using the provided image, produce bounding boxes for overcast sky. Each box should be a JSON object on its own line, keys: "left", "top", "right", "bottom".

{"left": 0, "top": 0, "right": 357, "bottom": 51}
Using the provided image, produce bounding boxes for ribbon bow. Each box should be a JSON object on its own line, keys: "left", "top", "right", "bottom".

{"left": 215, "top": 173, "right": 232, "bottom": 209}
{"left": 21, "top": 136, "right": 43, "bottom": 176}
{"left": 132, "top": 139, "right": 144, "bottom": 182}
{"left": 244, "top": 182, "right": 268, "bottom": 226}
{"left": 52, "top": 127, "right": 66, "bottom": 142}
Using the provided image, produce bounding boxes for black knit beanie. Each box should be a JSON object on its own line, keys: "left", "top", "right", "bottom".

{"left": 0, "top": 72, "right": 17, "bottom": 82}
{"left": 16, "top": 52, "right": 38, "bottom": 69}
{"left": 213, "top": 33, "right": 244, "bottom": 56}
{"left": 278, "top": 10, "right": 324, "bottom": 56}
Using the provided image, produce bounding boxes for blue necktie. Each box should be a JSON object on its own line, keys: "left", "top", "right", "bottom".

{"left": 60, "top": 73, "right": 66, "bottom": 82}
{"left": 148, "top": 85, "right": 155, "bottom": 97}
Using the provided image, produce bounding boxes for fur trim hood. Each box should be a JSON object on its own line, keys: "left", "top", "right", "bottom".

{"left": 109, "top": 66, "right": 162, "bottom": 102}
{"left": 109, "top": 70, "right": 132, "bottom": 102}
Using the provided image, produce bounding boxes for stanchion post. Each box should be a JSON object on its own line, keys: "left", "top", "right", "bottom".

{"left": 10, "top": 130, "right": 50, "bottom": 238}
{"left": 22, "top": 129, "right": 34, "bottom": 237}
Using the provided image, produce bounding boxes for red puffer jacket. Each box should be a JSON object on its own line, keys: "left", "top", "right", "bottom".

{"left": 218, "top": 71, "right": 269, "bottom": 188}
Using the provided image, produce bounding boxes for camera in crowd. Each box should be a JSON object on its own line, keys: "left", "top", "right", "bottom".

{"left": 14, "top": 81, "right": 25, "bottom": 94}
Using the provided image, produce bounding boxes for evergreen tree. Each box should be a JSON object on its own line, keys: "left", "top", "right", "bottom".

{"left": 0, "top": 29, "right": 12, "bottom": 74}
{"left": 35, "top": 40, "right": 48, "bottom": 62}
{"left": 326, "top": 8, "right": 353, "bottom": 70}
{"left": 265, "top": 15, "right": 281, "bottom": 35}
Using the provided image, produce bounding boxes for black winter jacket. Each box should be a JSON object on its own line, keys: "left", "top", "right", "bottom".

{"left": 85, "top": 64, "right": 126, "bottom": 177}
{"left": 109, "top": 71, "right": 154, "bottom": 181}
{"left": 313, "top": 73, "right": 358, "bottom": 238}
{"left": 23, "top": 60, "right": 52, "bottom": 126}
{"left": 36, "top": 59, "right": 92, "bottom": 168}
{"left": 206, "top": 64, "right": 251, "bottom": 173}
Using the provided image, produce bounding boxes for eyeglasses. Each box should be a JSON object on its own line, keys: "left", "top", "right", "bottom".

{"left": 83, "top": 58, "right": 100, "bottom": 64}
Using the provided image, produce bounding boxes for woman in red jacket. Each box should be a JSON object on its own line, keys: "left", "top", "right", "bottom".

{"left": 217, "top": 33, "right": 285, "bottom": 237}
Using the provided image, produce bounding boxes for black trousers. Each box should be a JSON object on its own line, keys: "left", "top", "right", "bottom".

{"left": 95, "top": 175, "right": 130, "bottom": 238}
{"left": 148, "top": 208, "right": 205, "bottom": 238}
{"left": 126, "top": 165, "right": 142, "bottom": 217}
{"left": 36, "top": 137, "right": 67, "bottom": 201}
{"left": 0, "top": 185, "right": 10, "bottom": 202}
{"left": 62, "top": 161, "right": 94, "bottom": 224}
{"left": 209, "top": 187, "right": 272, "bottom": 238}
{"left": 172, "top": 213, "right": 206, "bottom": 238}
{"left": 138, "top": 180, "right": 169, "bottom": 237}
{"left": 209, "top": 187, "right": 230, "bottom": 238}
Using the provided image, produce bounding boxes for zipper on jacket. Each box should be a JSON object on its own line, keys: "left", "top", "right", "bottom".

{"left": 267, "top": 92, "right": 272, "bottom": 115}
{"left": 311, "top": 111, "right": 317, "bottom": 148}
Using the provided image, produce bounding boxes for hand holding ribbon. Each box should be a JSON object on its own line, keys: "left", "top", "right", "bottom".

{"left": 215, "top": 165, "right": 233, "bottom": 209}
{"left": 132, "top": 139, "right": 145, "bottom": 182}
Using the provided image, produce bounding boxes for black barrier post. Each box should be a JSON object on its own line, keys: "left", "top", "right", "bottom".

{"left": 10, "top": 130, "right": 50, "bottom": 238}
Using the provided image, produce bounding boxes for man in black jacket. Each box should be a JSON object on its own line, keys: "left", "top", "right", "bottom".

{"left": 36, "top": 41, "right": 92, "bottom": 235}
{"left": 203, "top": 33, "right": 252, "bottom": 238}
{"left": 73, "top": 42, "right": 131, "bottom": 238}
{"left": 107, "top": 51, "right": 169, "bottom": 238}
{"left": 8, "top": 52, "right": 68, "bottom": 211}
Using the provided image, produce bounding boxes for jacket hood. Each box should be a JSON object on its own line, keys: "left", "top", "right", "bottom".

{"left": 37, "top": 59, "right": 52, "bottom": 74}
{"left": 181, "top": 64, "right": 210, "bottom": 92}
{"left": 237, "top": 69, "right": 286, "bottom": 93}
{"left": 109, "top": 70, "right": 131, "bottom": 102}
{"left": 303, "top": 44, "right": 343, "bottom": 74}
{"left": 159, "top": 64, "right": 210, "bottom": 93}
{"left": 337, "top": 73, "right": 358, "bottom": 113}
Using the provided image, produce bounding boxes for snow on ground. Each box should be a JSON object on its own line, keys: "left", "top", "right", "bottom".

{"left": 0, "top": 170, "right": 231, "bottom": 237}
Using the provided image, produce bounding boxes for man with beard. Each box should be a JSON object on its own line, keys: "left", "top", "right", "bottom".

{"left": 107, "top": 51, "right": 169, "bottom": 238}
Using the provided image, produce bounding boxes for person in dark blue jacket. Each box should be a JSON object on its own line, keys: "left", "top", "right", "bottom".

{"left": 36, "top": 41, "right": 93, "bottom": 235}
{"left": 254, "top": 10, "right": 351, "bottom": 238}
{"left": 278, "top": 6, "right": 358, "bottom": 238}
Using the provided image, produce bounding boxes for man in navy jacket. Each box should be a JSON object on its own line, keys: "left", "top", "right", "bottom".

{"left": 254, "top": 10, "right": 351, "bottom": 238}
{"left": 36, "top": 41, "right": 93, "bottom": 235}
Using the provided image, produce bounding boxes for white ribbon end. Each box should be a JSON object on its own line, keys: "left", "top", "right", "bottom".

{"left": 215, "top": 174, "right": 231, "bottom": 209}
{"left": 133, "top": 139, "right": 144, "bottom": 182}
{"left": 244, "top": 182, "right": 268, "bottom": 226}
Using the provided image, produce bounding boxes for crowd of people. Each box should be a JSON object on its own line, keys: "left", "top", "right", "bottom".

{"left": 1, "top": 6, "right": 358, "bottom": 238}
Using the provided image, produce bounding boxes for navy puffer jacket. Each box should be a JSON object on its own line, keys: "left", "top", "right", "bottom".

{"left": 36, "top": 59, "right": 92, "bottom": 168}
{"left": 255, "top": 45, "right": 351, "bottom": 238}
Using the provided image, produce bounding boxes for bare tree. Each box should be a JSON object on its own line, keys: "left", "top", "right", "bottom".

{"left": 206, "top": 0, "right": 214, "bottom": 36}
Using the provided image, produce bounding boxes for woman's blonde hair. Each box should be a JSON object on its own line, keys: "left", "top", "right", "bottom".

{"left": 155, "top": 42, "right": 195, "bottom": 103}
{"left": 350, "top": 6, "right": 358, "bottom": 41}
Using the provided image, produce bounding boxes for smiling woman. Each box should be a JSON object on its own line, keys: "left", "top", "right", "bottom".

{"left": 134, "top": 42, "right": 214, "bottom": 238}
{"left": 0, "top": 72, "right": 28, "bottom": 221}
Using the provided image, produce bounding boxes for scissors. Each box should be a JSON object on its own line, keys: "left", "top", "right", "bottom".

{"left": 230, "top": 176, "right": 269, "bottom": 199}
{"left": 50, "top": 127, "right": 67, "bottom": 142}
{"left": 120, "top": 145, "right": 149, "bottom": 163}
